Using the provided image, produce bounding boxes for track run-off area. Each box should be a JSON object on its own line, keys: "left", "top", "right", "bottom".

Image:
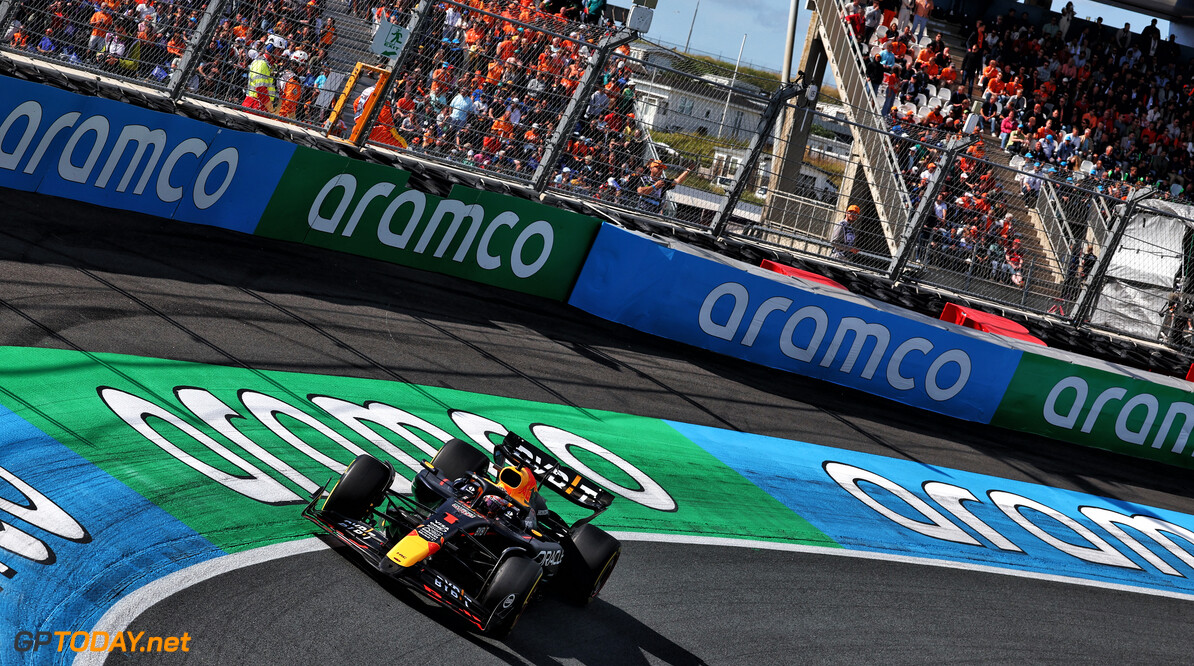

{"left": 3, "top": 188, "right": 1194, "bottom": 664}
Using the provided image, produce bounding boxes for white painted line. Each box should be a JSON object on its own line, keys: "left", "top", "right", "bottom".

{"left": 75, "top": 538, "right": 330, "bottom": 666}
{"left": 609, "top": 531, "right": 1194, "bottom": 602}
{"left": 77, "top": 528, "right": 1194, "bottom": 665}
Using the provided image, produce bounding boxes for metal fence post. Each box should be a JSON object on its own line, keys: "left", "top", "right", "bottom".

{"left": 709, "top": 84, "right": 800, "bottom": 238}
{"left": 531, "top": 29, "right": 636, "bottom": 193}
{"left": 353, "top": 0, "right": 434, "bottom": 148}
{"left": 168, "top": 0, "right": 231, "bottom": 100}
{"left": 1071, "top": 187, "right": 1156, "bottom": 325}
{"left": 887, "top": 134, "right": 975, "bottom": 280}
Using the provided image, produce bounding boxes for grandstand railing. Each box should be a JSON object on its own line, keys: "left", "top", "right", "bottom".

{"left": 1090, "top": 193, "right": 1113, "bottom": 245}
{"left": 808, "top": 0, "right": 911, "bottom": 253}
{"left": 1037, "top": 180, "right": 1074, "bottom": 272}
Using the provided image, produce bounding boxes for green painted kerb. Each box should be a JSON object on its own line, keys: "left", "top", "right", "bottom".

{"left": 0, "top": 346, "right": 836, "bottom": 554}
{"left": 254, "top": 146, "right": 600, "bottom": 301}
{"left": 993, "top": 352, "right": 1194, "bottom": 469}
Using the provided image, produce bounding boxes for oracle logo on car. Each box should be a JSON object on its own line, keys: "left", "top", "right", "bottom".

{"left": 0, "top": 100, "right": 237, "bottom": 210}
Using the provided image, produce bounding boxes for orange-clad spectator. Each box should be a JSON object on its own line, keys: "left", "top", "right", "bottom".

{"left": 88, "top": 8, "right": 112, "bottom": 52}
{"left": 916, "top": 47, "right": 933, "bottom": 66}
{"left": 496, "top": 36, "right": 517, "bottom": 62}
{"left": 500, "top": 6, "right": 518, "bottom": 34}
{"left": 9, "top": 25, "right": 28, "bottom": 48}
{"left": 430, "top": 62, "right": 454, "bottom": 95}
{"left": 538, "top": 51, "right": 564, "bottom": 76}
{"left": 923, "top": 60, "right": 939, "bottom": 80}
{"left": 491, "top": 112, "right": 514, "bottom": 140}
{"left": 974, "top": 193, "right": 992, "bottom": 216}
{"left": 523, "top": 124, "right": 542, "bottom": 145}
{"left": 939, "top": 64, "right": 957, "bottom": 86}
{"left": 560, "top": 74, "right": 579, "bottom": 96}
{"left": 166, "top": 32, "right": 185, "bottom": 57}
{"left": 981, "top": 61, "right": 1000, "bottom": 85}
{"left": 232, "top": 19, "right": 249, "bottom": 41}
{"left": 924, "top": 105, "right": 945, "bottom": 126}
{"left": 1004, "top": 77, "right": 1022, "bottom": 98}
{"left": 464, "top": 23, "right": 483, "bottom": 47}
{"left": 394, "top": 90, "right": 416, "bottom": 115}
{"left": 485, "top": 59, "right": 505, "bottom": 85}
{"left": 320, "top": 18, "right": 336, "bottom": 47}
{"left": 1038, "top": 78, "right": 1055, "bottom": 99}
{"left": 985, "top": 75, "right": 1004, "bottom": 98}
{"left": 889, "top": 38, "right": 907, "bottom": 58}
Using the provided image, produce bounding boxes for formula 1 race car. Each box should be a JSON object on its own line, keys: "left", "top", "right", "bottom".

{"left": 302, "top": 433, "right": 621, "bottom": 638}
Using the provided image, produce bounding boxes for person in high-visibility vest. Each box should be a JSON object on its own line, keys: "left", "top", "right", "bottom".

{"left": 244, "top": 43, "right": 277, "bottom": 112}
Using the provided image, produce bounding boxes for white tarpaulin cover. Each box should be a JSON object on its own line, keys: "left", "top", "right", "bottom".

{"left": 1105, "top": 202, "right": 1190, "bottom": 285}
{"left": 1091, "top": 280, "right": 1169, "bottom": 339}
{"left": 1091, "top": 200, "right": 1194, "bottom": 338}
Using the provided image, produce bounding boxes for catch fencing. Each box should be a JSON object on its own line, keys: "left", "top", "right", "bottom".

{"left": 2, "top": 0, "right": 1193, "bottom": 353}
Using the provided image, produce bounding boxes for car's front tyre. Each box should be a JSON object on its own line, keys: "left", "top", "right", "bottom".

{"left": 322, "top": 454, "right": 394, "bottom": 520}
{"left": 480, "top": 555, "right": 542, "bottom": 639}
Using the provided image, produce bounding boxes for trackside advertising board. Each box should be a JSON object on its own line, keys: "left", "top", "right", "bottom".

{"left": 569, "top": 224, "right": 1022, "bottom": 422}
{"left": 993, "top": 352, "right": 1194, "bottom": 471}
{"left": 0, "top": 75, "right": 601, "bottom": 302}
{"left": 0, "top": 75, "right": 293, "bottom": 232}
{"left": 254, "top": 146, "right": 600, "bottom": 300}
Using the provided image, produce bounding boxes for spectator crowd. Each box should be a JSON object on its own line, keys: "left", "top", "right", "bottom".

{"left": 836, "top": 0, "right": 1194, "bottom": 287}
{"left": 2, "top": 0, "right": 701, "bottom": 213}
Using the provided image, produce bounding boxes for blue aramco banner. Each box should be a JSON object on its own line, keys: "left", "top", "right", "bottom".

{"left": 569, "top": 225, "right": 1021, "bottom": 423}
{"left": 0, "top": 75, "right": 293, "bottom": 233}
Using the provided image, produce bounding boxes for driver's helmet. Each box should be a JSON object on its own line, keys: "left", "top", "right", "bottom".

{"left": 451, "top": 476, "right": 484, "bottom": 503}
{"left": 497, "top": 465, "right": 537, "bottom": 507}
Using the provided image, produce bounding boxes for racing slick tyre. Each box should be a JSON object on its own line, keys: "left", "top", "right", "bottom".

{"left": 479, "top": 556, "right": 543, "bottom": 639}
{"left": 560, "top": 524, "right": 621, "bottom": 606}
{"left": 322, "top": 454, "right": 394, "bottom": 520}
{"left": 431, "top": 438, "right": 490, "bottom": 480}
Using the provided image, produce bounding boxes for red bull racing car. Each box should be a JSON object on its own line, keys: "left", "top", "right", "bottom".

{"left": 302, "top": 433, "right": 621, "bottom": 638}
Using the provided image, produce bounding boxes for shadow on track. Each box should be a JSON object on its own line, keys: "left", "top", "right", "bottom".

{"left": 328, "top": 537, "right": 707, "bottom": 666}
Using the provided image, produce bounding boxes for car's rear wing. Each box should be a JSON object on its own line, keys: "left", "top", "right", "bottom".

{"left": 496, "top": 432, "right": 615, "bottom": 515}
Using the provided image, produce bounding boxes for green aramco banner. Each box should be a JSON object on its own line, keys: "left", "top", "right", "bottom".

{"left": 993, "top": 353, "right": 1194, "bottom": 469}
{"left": 255, "top": 146, "right": 601, "bottom": 301}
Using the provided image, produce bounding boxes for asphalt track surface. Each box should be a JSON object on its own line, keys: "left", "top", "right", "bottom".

{"left": 4, "top": 187, "right": 1194, "bottom": 664}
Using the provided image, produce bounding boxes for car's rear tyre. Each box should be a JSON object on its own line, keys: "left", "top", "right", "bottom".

{"left": 431, "top": 438, "right": 490, "bottom": 480}
{"left": 480, "top": 556, "right": 542, "bottom": 639}
{"left": 322, "top": 454, "right": 394, "bottom": 520}
{"left": 561, "top": 524, "right": 621, "bottom": 605}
